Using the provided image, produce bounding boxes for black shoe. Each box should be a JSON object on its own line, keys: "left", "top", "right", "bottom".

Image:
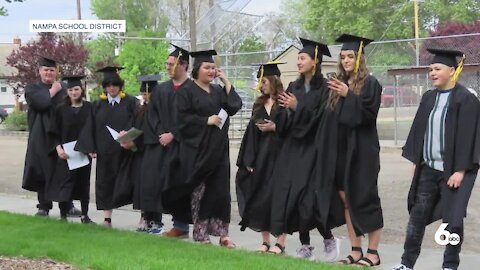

{"left": 35, "top": 209, "right": 49, "bottom": 217}
{"left": 67, "top": 207, "right": 82, "bottom": 217}
{"left": 81, "top": 216, "right": 95, "bottom": 224}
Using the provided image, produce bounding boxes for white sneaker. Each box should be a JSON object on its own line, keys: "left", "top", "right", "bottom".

{"left": 391, "top": 264, "right": 413, "bottom": 270}
{"left": 296, "top": 245, "right": 315, "bottom": 261}
{"left": 323, "top": 237, "right": 340, "bottom": 262}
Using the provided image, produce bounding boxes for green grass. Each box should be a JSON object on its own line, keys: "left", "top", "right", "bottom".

{"left": 0, "top": 211, "right": 351, "bottom": 270}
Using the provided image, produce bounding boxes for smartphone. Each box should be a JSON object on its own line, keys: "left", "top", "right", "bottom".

{"left": 255, "top": 119, "right": 268, "bottom": 125}
{"left": 327, "top": 72, "right": 338, "bottom": 80}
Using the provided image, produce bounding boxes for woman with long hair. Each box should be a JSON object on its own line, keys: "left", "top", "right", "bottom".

{"left": 268, "top": 38, "right": 339, "bottom": 258}
{"left": 173, "top": 50, "right": 242, "bottom": 247}
{"left": 315, "top": 34, "right": 383, "bottom": 267}
{"left": 46, "top": 75, "right": 94, "bottom": 224}
{"left": 236, "top": 62, "right": 288, "bottom": 253}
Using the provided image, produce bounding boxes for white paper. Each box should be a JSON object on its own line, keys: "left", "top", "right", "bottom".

{"left": 62, "top": 141, "right": 90, "bottom": 170}
{"left": 218, "top": 108, "right": 228, "bottom": 129}
{"left": 106, "top": 126, "right": 119, "bottom": 140}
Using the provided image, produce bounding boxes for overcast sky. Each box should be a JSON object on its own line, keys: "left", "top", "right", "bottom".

{"left": 0, "top": 0, "right": 283, "bottom": 43}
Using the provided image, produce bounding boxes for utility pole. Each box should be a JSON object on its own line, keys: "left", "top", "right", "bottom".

{"left": 76, "top": 0, "right": 83, "bottom": 46}
{"left": 414, "top": 0, "right": 420, "bottom": 66}
{"left": 189, "top": 0, "right": 197, "bottom": 51}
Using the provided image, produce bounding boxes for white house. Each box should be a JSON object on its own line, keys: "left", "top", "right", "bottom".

{"left": 0, "top": 38, "right": 21, "bottom": 110}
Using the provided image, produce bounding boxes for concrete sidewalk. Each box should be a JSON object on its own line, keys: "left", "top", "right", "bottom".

{"left": 0, "top": 193, "right": 477, "bottom": 270}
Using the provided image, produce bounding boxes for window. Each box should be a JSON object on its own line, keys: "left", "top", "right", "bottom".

{"left": 0, "top": 87, "right": 6, "bottom": 93}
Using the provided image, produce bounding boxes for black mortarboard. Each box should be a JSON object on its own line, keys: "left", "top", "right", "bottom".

{"left": 299, "top": 38, "right": 332, "bottom": 59}
{"left": 254, "top": 62, "right": 285, "bottom": 78}
{"left": 138, "top": 74, "right": 161, "bottom": 93}
{"left": 96, "top": 66, "right": 124, "bottom": 87}
{"left": 62, "top": 75, "right": 85, "bottom": 89}
{"left": 427, "top": 48, "right": 464, "bottom": 68}
{"left": 39, "top": 56, "right": 57, "bottom": 67}
{"left": 336, "top": 34, "right": 374, "bottom": 51}
{"left": 169, "top": 44, "right": 190, "bottom": 63}
{"left": 190, "top": 50, "right": 218, "bottom": 64}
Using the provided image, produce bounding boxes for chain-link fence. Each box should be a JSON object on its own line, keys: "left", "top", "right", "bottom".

{"left": 218, "top": 33, "right": 480, "bottom": 145}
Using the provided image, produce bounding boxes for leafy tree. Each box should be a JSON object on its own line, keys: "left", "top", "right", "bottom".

{"left": 0, "top": 0, "right": 24, "bottom": 16}
{"left": 420, "top": 21, "right": 480, "bottom": 65}
{"left": 6, "top": 33, "right": 88, "bottom": 93}
{"left": 116, "top": 30, "right": 169, "bottom": 95}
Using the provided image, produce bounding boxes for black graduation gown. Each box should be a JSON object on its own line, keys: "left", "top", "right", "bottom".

{"left": 402, "top": 84, "right": 480, "bottom": 228}
{"left": 75, "top": 95, "right": 138, "bottom": 210}
{"left": 22, "top": 82, "right": 66, "bottom": 192}
{"left": 140, "top": 79, "right": 191, "bottom": 214}
{"left": 112, "top": 106, "right": 145, "bottom": 209}
{"left": 46, "top": 102, "right": 92, "bottom": 202}
{"left": 236, "top": 105, "right": 285, "bottom": 232}
{"left": 269, "top": 77, "right": 330, "bottom": 236}
{"left": 313, "top": 75, "right": 383, "bottom": 236}
{"left": 169, "top": 82, "right": 242, "bottom": 223}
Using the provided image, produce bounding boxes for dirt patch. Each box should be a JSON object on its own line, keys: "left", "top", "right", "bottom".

{"left": 0, "top": 256, "right": 78, "bottom": 270}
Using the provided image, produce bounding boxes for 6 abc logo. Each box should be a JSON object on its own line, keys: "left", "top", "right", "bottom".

{"left": 435, "top": 223, "right": 461, "bottom": 246}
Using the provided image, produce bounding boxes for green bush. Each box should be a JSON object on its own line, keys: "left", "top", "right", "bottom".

{"left": 4, "top": 111, "right": 28, "bottom": 131}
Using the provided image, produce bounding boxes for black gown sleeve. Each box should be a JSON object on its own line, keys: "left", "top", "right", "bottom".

{"left": 236, "top": 110, "right": 258, "bottom": 168}
{"left": 336, "top": 76, "right": 382, "bottom": 128}
{"left": 291, "top": 82, "right": 327, "bottom": 139}
{"left": 25, "top": 84, "right": 52, "bottom": 112}
{"left": 401, "top": 90, "right": 434, "bottom": 164}
{"left": 74, "top": 102, "right": 97, "bottom": 154}
{"left": 176, "top": 88, "right": 209, "bottom": 148}
{"left": 47, "top": 106, "right": 62, "bottom": 155}
{"left": 220, "top": 85, "right": 243, "bottom": 116}
{"left": 454, "top": 94, "right": 480, "bottom": 173}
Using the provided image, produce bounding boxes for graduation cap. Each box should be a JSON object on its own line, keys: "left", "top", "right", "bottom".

{"left": 169, "top": 44, "right": 190, "bottom": 62}
{"left": 427, "top": 48, "right": 466, "bottom": 82}
{"left": 62, "top": 75, "right": 85, "bottom": 89}
{"left": 253, "top": 61, "right": 286, "bottom": 91}
{"left": 190, "top": 50, "right": 218, "bottom": 64}
{"left": 336, "top": 34, "right": 374, "bottom": 52}
{"left": 335, "top": 34, "right": 374, "bottom": 74}
{"left": 299, "top": 38, "right": 331, "bottom": 76}
{"left": 39, "top": 56, "right": 57, "bottom": 67}
{"left": 169, "top": 44, "right": 190, "bottom": 77}
{"left": 96, "top": 66, "right": 124, "bottom": 87}
{"left": 138, "top": 74, "right": 161, "bottom": 93}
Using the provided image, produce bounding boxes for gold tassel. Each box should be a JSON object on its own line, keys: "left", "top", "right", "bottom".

{"left": 120, "top": 91, "right": 126, "bottom": 99}
{"left": 312, "top": 45, "right": 318, "bottom": 76}
{"left": 172, "top": 52, "right": 182, "bottom": 77}
{"left": 452, "top": 54, "right": 465, "bottom": 82}
{"left": 354, "top": 41, "right": 364, "bottom": 74}
{"left": 100, "top": 92, "right": 108, "bottom": 100}
{"left": 145, "top": 84, "right": 149, "bottom": 103}
{"left": 256, "top": 65, "right": 265, "bottom": 92}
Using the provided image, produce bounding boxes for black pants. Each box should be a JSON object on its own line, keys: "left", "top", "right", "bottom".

{"left": 401, "top": 165, "right": 469, "bottom": 270}
{"left": 37, "top": 190, "right": 74, "bottom": 212}
{"left": 299, "top": 227, "right": 334, "bottom": 245}
{"left": 59, "top": 201, "right": 89, "bottom": 218}
{"left": 37, "top": 189, "right": 52, "bottom": 210}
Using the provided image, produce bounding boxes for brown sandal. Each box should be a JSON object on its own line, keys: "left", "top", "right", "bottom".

{"left": 268, "top": 243, "right": 285, "bottom": 255}
{"left": 354, "top": 249, "right": 381, "bottom": 267}
{"left": 219, "top": 237, "right": 236, "bottom": 249}
{"left": 338, "top": 246, "right": 363, "bottom": 264}
{"left": 257, "top": 242, "right": 271, "bottom": 252}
